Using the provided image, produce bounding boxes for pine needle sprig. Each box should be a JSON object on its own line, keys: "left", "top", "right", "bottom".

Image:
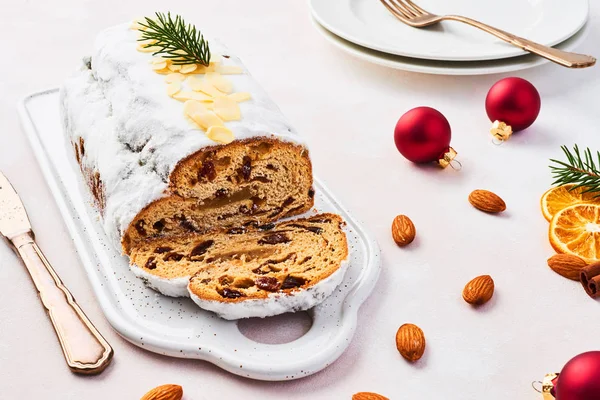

{"left": 550, "top": 145, "right": 600, "bottom": 197}
{"left": 138, "top": 12, "right": 210, "bottom": 66}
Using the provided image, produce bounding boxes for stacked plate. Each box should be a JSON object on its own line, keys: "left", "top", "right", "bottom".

{"left": 310, "top": 0, "right": 590, "bottom": 75}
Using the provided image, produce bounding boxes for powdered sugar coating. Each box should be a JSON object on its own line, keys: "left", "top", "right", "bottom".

{"left": 189, "top": 260, "right": 350, "bottom": 320}
{"left": 60, "top": 23, "right": 305, "bottom": 252}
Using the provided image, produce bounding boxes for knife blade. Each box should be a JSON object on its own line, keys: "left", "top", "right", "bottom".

{"left": 0, "top": 171, "right": 113, "bottom": 374}
{"left": 0, "top": 171, "right": 32, "bottom": 239}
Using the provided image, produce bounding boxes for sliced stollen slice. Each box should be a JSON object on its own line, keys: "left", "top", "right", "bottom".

{"left": 129, "top": 214, "right": 349, "bottom": 309}
{"left": 188, "top": 215, "right": 349, "bottom": 319}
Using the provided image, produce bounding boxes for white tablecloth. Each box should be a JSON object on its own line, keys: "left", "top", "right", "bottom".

{"left": 2, "top": 1, "right": 599, "bottom": 398}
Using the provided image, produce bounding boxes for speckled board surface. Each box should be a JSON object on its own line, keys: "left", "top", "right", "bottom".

{"left": 19, "top": 88, "right": 381, "bottom": 381}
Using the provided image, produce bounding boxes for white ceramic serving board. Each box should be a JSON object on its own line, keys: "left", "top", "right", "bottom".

{"left": 17, "top": 89, "right": 381, "bottom": 381}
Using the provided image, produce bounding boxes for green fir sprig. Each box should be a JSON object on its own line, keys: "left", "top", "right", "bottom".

{"left": 138, "top": 12, "right": 211, "bottom": 66}
{"left": 550, "top": 145, "right": 600, "bottom": 197}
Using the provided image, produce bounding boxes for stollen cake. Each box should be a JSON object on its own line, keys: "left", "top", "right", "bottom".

{"left": 61, "top": 22, "right": 313, "bottom": 254}
{"left": 61, "top": 15, "right": 349, "bottom": 319}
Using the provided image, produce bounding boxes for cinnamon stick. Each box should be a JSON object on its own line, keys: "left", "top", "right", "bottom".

{"left": 580, "top": 261, "right": 600, "bottom": 298}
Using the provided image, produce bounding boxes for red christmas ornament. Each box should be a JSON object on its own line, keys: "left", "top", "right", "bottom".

{"left": 485, "top": 77, "right": 541, "bottom": 142}
{"left": 394, "top": 106, "right": 458, "bottom": 168}
{"left": 540, "top": 351, "right": 600, "bottom": 400}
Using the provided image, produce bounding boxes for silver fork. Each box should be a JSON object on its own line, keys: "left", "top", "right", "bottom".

{"left": 379, "top": 0, "right": 596, "bottom": 68}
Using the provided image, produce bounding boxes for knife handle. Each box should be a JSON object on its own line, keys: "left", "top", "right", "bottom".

{"left": 10, "top": 232, "right": 113, "bottom": 374}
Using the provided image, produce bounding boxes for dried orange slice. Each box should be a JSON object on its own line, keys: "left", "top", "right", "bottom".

{"left": 541, "top": 185, "right": 600, "bottom": 221}
{"left": 549, "top": 204, "right": 600, "bottom": 263}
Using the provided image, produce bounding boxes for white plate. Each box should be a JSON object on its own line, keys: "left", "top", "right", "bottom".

{"left": 17, "top": 89, "right": 381, "bottom": 381}
{"left": 313, "top": 17, "right": 590, "bottom": 75}
{"left": 310, "top": 0, "right": 588, "bottom": 61}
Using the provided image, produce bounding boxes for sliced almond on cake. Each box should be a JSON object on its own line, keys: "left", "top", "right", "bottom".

{"left": 165, "top": 73, "right": 186, "bottom": 83}
{"left": 183, "top": 100, "right": 209, "bottom": 117}
{"left": 228, "top": 92, "right": 251, "bottom": 102}
{"left": 166, "top": 82, "right": 182, "bottom": 97}
{"left": 217, "top": 65, "right": 244, "bottom": 75}
{"left": 190, "top": 111, "right": 225, "bottom": 131}
{"left": 180, "top": 64, "right": 198, "bottom": 74}
{"left": 173, "top": 91, "right": 213, "bottom": 102}
{"left": 206, "top": 126, "right": 234, "bottom": 144}
{"left": 213, "top": 97, "right": 241, "bottom": 121}
{"left": 205, "top": 72, "right": 233, "bottom": 94}
{"left": 188, "top": 76, "right": 222, "bottom": 97}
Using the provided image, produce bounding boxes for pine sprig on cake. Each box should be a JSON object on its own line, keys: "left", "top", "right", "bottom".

{"left": 550, "top": 145, "right": 600, "bottom": 197}
{"left": 138, "top": 12, "right": 211, "bottom": 66}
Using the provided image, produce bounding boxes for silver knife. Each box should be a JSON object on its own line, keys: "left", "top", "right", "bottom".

{"left": 0, "top": 171, "right": 113, "bottom": 374}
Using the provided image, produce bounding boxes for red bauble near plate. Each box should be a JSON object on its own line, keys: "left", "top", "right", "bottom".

{"left": 486, "top": 77, "right": 541, "bottom": 141}
{"left": 394, "top": 106, "right": 458, "bottom": 168}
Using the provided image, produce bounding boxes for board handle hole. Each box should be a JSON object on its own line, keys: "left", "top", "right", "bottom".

{"left": 237, "top": 311, "right": 313, "bottom": 344}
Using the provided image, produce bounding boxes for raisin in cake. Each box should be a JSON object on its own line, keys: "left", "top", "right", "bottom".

{"left": 129, "top": 214, "right": 348, "bottom": 319}
{"left": 61, "top": 23, "right": 313, "bottom": 254}
{"left": 61, "top": 19, "right": 349, "bottom": 319}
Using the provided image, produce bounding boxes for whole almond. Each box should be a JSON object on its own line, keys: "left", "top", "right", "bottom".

{"left": 547, "top": 254, "right": 587, "bottom": 281}
{"left": 391, "top": 215, "right": 416, "bottom": 247}
{"left": 141, "top": 384, "right": 183, "bottom": 400}
{"left": 468, "top": 190, "right": 506, "bottom": 213}
{"left": 395, "top": 323, "right": 426, "bottom": 362}
{"left": 462, "top": 275, "right": 495, "bottom": 306}
{"left": 352, "top": 393, "right": 389, "bottom": 400}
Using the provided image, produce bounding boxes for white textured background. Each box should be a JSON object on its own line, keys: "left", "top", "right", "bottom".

{"left": 1, "top": 1, "right": 600, "bottom": 399}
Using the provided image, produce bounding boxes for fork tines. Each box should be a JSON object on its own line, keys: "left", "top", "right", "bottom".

{"left": 380, "top": 0, "right": 429, "bottom": 20}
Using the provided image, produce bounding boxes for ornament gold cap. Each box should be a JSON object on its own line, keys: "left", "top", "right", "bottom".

{"left": 542, "top": 373, "right": 559, "bottom": 399}
{"left": 438, "top": 147, "right": 458, "bottom": 169}
{"left": 490, "top": 120, "right": 513, "bottom": 143}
